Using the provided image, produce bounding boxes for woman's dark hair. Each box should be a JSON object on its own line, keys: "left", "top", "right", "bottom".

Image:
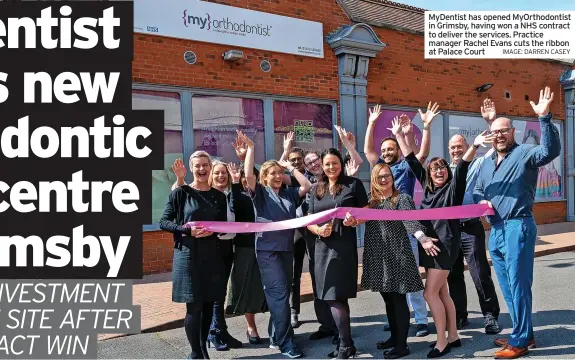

{"left": 315, "top": 148, "right": 346, "bottom": 200}
{"left": 425, "top": 157, "right": 452, "bottom": 191}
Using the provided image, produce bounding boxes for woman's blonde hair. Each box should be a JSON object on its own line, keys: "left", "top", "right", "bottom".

{"left": 209, "top": 160, "right": 231, "bottom": 191}
{"left": 259, "top": 160, "right": 283, "bottom": 186}
{"left": 369, "top": 163, "right": 400, "bottom": 208}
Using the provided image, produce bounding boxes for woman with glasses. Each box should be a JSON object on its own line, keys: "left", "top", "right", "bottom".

{"left": 390, "top": 115, "right": 494, "bottom": 358}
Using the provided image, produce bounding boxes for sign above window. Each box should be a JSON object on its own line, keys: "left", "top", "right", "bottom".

{"left": 134, "top": 0, "right": 325, "bottom": 58}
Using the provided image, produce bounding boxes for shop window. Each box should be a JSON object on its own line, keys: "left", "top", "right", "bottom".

{"left": 449, "top": 115, "right": 564, "bottom": 201}
{"left": 192, "top": 95, "right": 265, "bottom": 165}
{"left": 132, "top": 90, "right": 183, "bottom": 224}
{"left": 273, "top": 101, "right": 334, "bottom": 159}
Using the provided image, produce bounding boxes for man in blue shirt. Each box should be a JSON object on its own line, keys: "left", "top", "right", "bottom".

{"left": 446, "top": 98, "right": 501, "bottom": 335}
{"left": 473, "top": 87, "right": 561, "bottom": 359}
{"left": 364, "top": 103, "right": 439, "bottom": 339}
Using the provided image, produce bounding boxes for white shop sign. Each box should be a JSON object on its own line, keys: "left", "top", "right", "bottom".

{"left": 134, "top": 0, "right": 325, "bottom": 58}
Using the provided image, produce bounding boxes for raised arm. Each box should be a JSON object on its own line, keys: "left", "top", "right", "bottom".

{"left": 279, "top": 160, "right": 311, "bottom": 198}
{"left": 279, "top": 131, "right": 294, "bottom": 162}
{"left": 389, "top": 115, "right": 413, "bottom": 158}
{"left": 414, "top": 102, "right": 440, "bottom": 164}
{"left": 335, "top": 125, "right": 363, "bottom": 168}
{"left": 463, "top": 130, "right": 496, "bottom": 163}
{"left": 236, "top": 130, "right": 256, "bottom": 192}
{"left": 364, "top": 104, "right": 383, "bottom": 167}
{"left": 170, "top": 158, "right": 187, "bottom": 191}
{"left": 523, "top": 87, "right": 561, "bottom": 168}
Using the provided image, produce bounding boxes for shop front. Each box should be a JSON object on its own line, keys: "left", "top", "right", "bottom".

{"left": 132, "top": 0, "right": 573, "bottom": 274}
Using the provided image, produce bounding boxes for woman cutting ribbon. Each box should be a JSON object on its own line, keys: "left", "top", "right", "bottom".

{"left": 390, "top": 114, "right": 494, "bottom": 358}
{"left": 237, "top": 130, "right": 312, "bottom": 359}
{"left": 306, "top": 148, "right": 369, "bottom": 359}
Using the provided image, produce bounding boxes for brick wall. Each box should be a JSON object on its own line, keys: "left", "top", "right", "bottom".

{"left": 135, "top": 1, "right": 571, "bottom": 275}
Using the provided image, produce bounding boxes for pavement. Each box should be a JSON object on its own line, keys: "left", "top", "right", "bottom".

{"left": 97, "top": 221, "right": 575, "bottom": 343}
{"left": 99, "top": 250, "right": 575, "bottom": 359}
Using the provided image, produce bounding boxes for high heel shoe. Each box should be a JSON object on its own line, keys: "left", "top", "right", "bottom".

{"left": 246, "top": 330, "right": 262, "bottom": 344}
{"left": 336, "top": 345, "right": 357, "bottom": 359}
{"left": 207, "top": 330, "right": 229, "bottom": 351}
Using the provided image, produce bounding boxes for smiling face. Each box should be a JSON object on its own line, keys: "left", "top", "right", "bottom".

{"left": 288, "top": 150, "right": 305, "bottom": 173}
{"left": 376, "top": 167, "right": 393, "bottom": 193}
{"left": 262, "top": 164, "right": 284, "bottom": 190}
{"left": 191, "top": 156, "right": 211, "bottom": 184}
{"left": 380, "top": 139, "right": 400, "bottom": 165}
{"left": 304, "top": 153, "right": 322, "bottom": 176}
{"left": 448, "top": 135, "right": 469, "bottom": 164}
{"left": 490, "top": 117, "right": 515, "bottom": 153}
{"left": 322, "top": 154, "right": 342, "bottom": 181}
{"left": 211, "top": 163, "right": 229, "bottom": 189}
{"left": 429, "top": 159, "right": 449, "bottom": 188}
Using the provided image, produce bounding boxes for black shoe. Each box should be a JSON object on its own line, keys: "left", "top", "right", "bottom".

{"left": 309, "top": 330, "right": 333, "bottom": 340}
{"left": 456, "top": 317, "right": 469, "bottom": 330}
{"left": 416, "top": 324, "right": 430, "bottom": 337}
{"left": 376, "top": 338, "right": 396, "bottom": 350}
{"left": 246, "top": 330, "right": 262, "bottom": 344}
{"left": 336, "top": 345, "right": 356, "bottom": 359}
{"left": 484, "top": 314, "right": 501, "bottom": 334}
{"left": 427, "top": 344, "right": 451, "bottom": 358}
{"left": 207, "top": 330, "right": 229, "bottom": 351}
{"left": 384, "top": 346, "right": 410, "bottom": 359}
{"left": 222, "top": 330, "right": 242, "bottom": 348}
{"left": 282, "top": 347, "right": 303, "bottom": 358}
{"left": 429, "top": 339, "right": 461, "bottom": 348}
{"left": 383, "top": 323, "right": 391, "bottom": 331}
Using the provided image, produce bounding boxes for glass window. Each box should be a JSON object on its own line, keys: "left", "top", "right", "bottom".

{"left": 449, "top": 115, "right": 564, "bottom": 201}
{"left": 132, "top": 90, "right": 183, "bottom": 224}
{"left": 368, "top": 108, "right": 445, "bottom": 206}
{"left": 273, "top": 101, "right": 334, "bottom": 159}
{"left": 192, "top": 95, "right": 265, "bottom": 165}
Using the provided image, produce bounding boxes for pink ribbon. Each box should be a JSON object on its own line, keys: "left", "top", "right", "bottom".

{"left": 184, "top": 204, "right": 494, "bottom": 233}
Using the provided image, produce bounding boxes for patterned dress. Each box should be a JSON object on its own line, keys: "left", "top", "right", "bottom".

{"left": 361, "top": 193, "right": 426, "bottom": 294}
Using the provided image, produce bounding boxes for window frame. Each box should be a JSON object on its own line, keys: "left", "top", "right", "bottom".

{"left": 134, "top": 83, "right": 337, "bottom": 231}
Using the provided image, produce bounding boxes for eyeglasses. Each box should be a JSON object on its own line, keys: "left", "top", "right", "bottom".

{"left": 305, "top": 158, "right": 320, "bottom": 167}
{"left": 430, "top": 166, "right": 447, "bottom": 173}
{"left": 377, "top": 174, "right": 393, "bottom": 181}
{"left": 490, "top": 128, "right": 513, "bottom": 135}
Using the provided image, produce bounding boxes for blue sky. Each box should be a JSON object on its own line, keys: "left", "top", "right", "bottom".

{"left": 400, "top": 0, "right": 575, "bottom": 11}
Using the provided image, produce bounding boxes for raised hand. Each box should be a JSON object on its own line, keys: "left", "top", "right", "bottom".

{"left": 334, "top": 125, "right": 354, "bottom": 148}
{"left": 232, "top": 136, "right": 247, "bottom": 161}
{"left": 400, "top": 114, "right": 414, "bottom": 134}
{"left": 530, "top": 86, "right": 554, "bottom": 117}
{"left": 283, "top": 131, "right": 294, "bottom": 152}
{"left": 387, "top": 116, "right": 403, "bottom": 136}
{"left": 481, "top": 98, "right": 497, "bottom": 122}
{"left": 227, "top": 162, "right": 241, "bottom": 183}
{"left": 418, "top": 101, "right": 440, "bottom": 128}
{"left": 368, "top": 104, "right": 382, "bottom": 123}
{"left": 474, "top": 130, "right": 497, "bottom": 148}
{"left": 236, "top": 130, "right": 254, "bottom": 149}
{"left": 345, "top": 158, "right": 360, "bottom": 177}
{"left": 172, "top": 158, "right": 187, "bottom": 179}
{"left": 277, "top": 159, "right": 294, "bottom": 171}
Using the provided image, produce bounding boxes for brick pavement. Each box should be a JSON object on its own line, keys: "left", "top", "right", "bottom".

{"left": 98, "top": 221, "right": 575, "bottom": 341}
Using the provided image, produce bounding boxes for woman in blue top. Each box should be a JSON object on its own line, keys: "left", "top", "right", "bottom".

{"left": 237, "top": 130, "right": 312, "bottom": 359}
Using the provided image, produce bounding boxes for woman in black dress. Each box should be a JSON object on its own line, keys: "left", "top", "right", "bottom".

{"left": 159, "top": 150, "right": 228, "bottom": 359}
{"left": 306, "top": 148, "right": 369, "bottom": 359}
{"left": 391, "top": 115, "right": 493, "bottom": 358}
{"left": 225, "top": 163, "right": 268, "bottom": 344}
{"left": 347, "top": 163, "right": 439, "bottom": 359}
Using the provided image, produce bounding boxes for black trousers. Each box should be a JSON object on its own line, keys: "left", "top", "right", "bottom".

{"left": 380, "top": 292, "right": 409, "bottom": 349}
{"left": 290, "top": 233, "right": 306, "bottom": 315}
{"left": 211, "top": 240, "right": 233, "bottom": 332}
{"left": 447, "top": 219, "right": 500, "bottom": 320}
{"left": 305, "top": 236, "right": 338, "bottom": 335}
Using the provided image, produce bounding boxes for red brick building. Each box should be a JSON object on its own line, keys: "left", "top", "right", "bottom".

{"left": 132, "top": 0, "right": 575, "bottom": 274}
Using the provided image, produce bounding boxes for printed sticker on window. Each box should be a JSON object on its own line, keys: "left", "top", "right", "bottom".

{"left": 294, "top": 120, "right": 314, "bottom": 143}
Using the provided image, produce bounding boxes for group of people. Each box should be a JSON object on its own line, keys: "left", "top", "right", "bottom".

{"left": 159, "top": 86, "right": 561, "bottom": 360}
